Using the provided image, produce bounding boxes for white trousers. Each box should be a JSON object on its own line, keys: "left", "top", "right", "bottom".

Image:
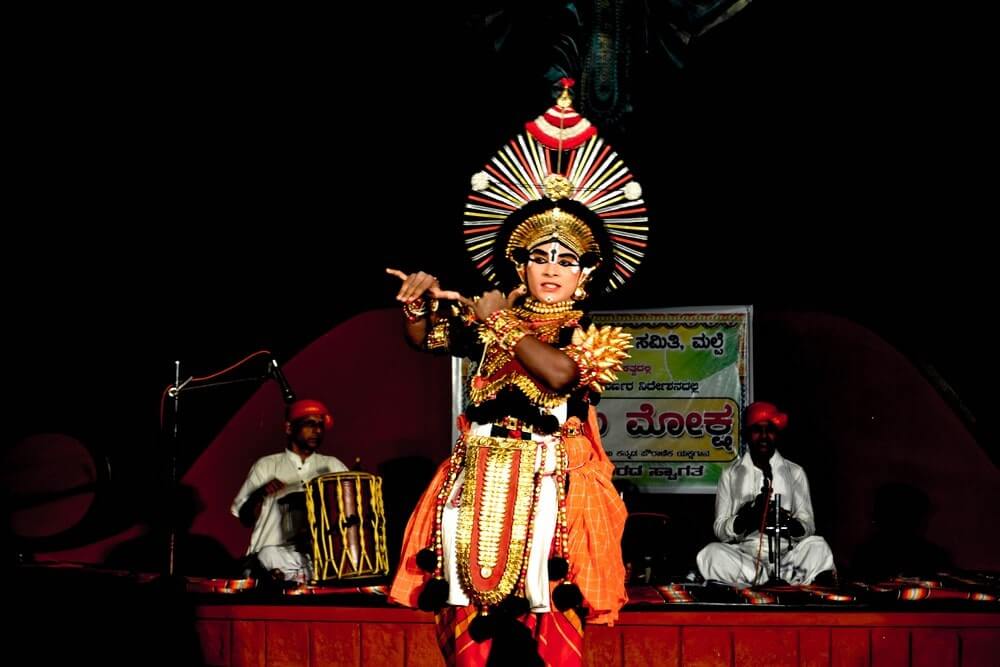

{"left": 257, "top": 545, "right": 311, "bottom": 583}
{"left": 696, "top": 535, "right": 834, "bottom": 587}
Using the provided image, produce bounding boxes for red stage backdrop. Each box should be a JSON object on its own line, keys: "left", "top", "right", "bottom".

{"left": 35, "top": 309, "right": 999, "bottom": 574}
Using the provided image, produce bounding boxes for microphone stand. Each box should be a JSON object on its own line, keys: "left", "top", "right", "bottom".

{"left": 167, "top": 360, "right": 181, "bottom": 579}
{"left": 765, "top": 492, "right": 787, "bottom": 582}
{"left": 162, "top": 359, "right": 271, "bottom": 582}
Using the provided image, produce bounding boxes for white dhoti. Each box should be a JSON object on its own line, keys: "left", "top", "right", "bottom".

{"left": 699, "top": 451, "right": 836, "bottom": 587}
{"left": 256, "top": 545, "right": 312, "bottom": 583}
{"left": 697, "top": 535, "right": 834, "bottom": 587}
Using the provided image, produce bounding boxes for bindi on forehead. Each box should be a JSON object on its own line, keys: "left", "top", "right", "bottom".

{"left": 531, "top": 243, "right": 578, "bottom": 260}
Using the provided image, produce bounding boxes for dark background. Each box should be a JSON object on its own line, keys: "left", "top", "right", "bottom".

{"left": 5, "top": 3, "right": 994, "bottom": 555}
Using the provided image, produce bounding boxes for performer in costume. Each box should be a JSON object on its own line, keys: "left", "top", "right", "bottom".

{"left": 387, "top": 79, "right": 651, "bottom": 666}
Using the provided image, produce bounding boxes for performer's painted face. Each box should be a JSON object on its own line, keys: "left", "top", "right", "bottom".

{"left": 525, "top": 241, "right": 581, "bottom": 303}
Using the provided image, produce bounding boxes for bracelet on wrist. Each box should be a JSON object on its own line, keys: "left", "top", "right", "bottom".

{"left": 403, "top": 298, "right": 428, "bottom": 322}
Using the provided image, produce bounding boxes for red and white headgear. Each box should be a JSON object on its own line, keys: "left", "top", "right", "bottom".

{"left": 463, "top": 77, "right": 650, "bottom": 295}
{"left": 745, "top": 401, "right": 788, "bottom": 431}
{"left": 286, "top": 399, "right": 333, "bottom": 429}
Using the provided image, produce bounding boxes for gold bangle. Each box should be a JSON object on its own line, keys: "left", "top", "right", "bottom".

{"left": 403, "top": 298, "right": 428, "bottom": 322}
{"left": 484, "top": 310, "right": 527, "bottom": 353}
{"left": 425, "top": 320, "right": 450, "bottom": 350}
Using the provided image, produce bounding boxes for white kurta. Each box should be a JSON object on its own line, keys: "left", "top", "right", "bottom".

{"left": 696, "top": 451, "right": 834, "bottom": 587}
{"left": 231, "top": 449, "right": 347, "bottom": 580}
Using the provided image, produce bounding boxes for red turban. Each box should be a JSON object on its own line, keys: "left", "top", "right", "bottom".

{"left": 286, "top": 399, "right": 333, "bottom": 429}
{"left": 745, "top": 401, "right": 788, "bottom": 431}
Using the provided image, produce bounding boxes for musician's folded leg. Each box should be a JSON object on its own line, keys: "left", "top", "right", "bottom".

{"left": 257, "top": 544, "right": 310, "bottom": 583}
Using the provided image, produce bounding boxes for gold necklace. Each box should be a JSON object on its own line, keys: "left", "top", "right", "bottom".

{"left": 521, "top": 296, "right": 574, "bottom": 314}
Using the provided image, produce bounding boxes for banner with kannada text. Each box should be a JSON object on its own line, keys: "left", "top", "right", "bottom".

{"left": 592, "top": 306, "right": 753, "bottom": 493}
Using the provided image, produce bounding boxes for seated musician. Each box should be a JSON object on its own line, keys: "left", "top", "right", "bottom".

{"left": 230, "top": 399, "right": 348, "bottom": 582}
{"left": 696, "top": 401, "right": 836, "bottom": 587}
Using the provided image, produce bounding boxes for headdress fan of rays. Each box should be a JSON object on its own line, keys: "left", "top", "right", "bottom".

{"left": 463, "top": 87, "right": 649, "bottom": 295}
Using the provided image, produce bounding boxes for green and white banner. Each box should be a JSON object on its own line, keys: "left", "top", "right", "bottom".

{"left": 593, "top": 306, "right": 753, "bottom": 493}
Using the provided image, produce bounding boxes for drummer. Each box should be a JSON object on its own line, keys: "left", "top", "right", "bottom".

{"left": 231, "top": 399, "right": 348, "bottom": 583}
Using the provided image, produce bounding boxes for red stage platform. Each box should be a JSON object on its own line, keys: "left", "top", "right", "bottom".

{"left": 194, "top": 603, "right": 1000, "bottom": 666}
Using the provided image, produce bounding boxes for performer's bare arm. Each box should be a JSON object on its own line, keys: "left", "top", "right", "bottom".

{"left": 387, "top": 268, "right": 577, "bottom": 392}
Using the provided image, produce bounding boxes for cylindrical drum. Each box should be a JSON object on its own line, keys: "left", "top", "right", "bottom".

{"left": 304, "top": 471, "right": 389, "bottom": 581}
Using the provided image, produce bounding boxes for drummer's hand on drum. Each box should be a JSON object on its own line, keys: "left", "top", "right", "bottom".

{"left": 386, "top": 268, "right": 469, "bottom": 304}
{"left": 263, "top": 479, "right": 286, "bottom": 496}
{"left": 239, "top": 481, "right": 284, "bottom": 528}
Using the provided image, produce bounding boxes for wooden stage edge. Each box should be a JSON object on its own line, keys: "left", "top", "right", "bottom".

{"left": 194, "top": 604, "right": 1000, "bottom": 666}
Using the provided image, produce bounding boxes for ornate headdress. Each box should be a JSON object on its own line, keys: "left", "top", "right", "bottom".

{"left": 463, "top": 78, "right": 650, "bottom": 295}
{"left": 505, "top": 207, "right": 600, "bottom": 261}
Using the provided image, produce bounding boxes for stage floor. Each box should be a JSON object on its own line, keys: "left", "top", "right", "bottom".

{"left": 189, "top": 574, "right": 1000, "bottom": 666}
{"left": 11, "top": 564, "right": 1000, "bottom": 665}
{"left": 194, "top": 601, "right": 1000, "bottom": 667}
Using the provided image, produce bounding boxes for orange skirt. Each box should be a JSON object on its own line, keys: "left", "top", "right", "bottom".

{"left": 389, "top": 407, "right": 627, "bottom": 625}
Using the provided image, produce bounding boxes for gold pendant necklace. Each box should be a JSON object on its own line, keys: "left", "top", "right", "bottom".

{"left": 521, "top": 296, "right": 574, "bottom": 314}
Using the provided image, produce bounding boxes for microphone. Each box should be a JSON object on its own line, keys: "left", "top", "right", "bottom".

{"left": 268, "top": 358, "right": 297, "bottom": 404}
{"left": 760, "top": 462, "right": 773, "bottom": 492}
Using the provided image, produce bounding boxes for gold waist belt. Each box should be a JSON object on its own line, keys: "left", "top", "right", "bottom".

{"left": 456, "top": 434, "right": 539, "bottom": 606}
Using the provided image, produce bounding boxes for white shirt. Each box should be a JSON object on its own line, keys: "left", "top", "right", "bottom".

{"left": 230, "top": 449, "right": 348, "bottom": 556}
{"left": 712, "top": 450, "right": 817, "bottom": 543}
